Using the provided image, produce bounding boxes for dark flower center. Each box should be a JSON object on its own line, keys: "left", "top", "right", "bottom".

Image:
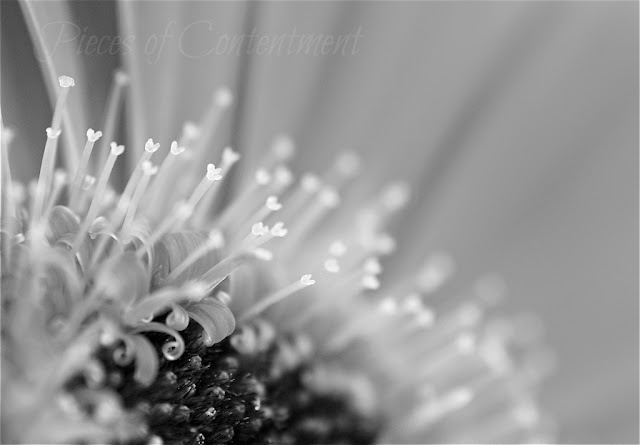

{"left": 83, "top": 321, "right": 382, "bottom": 445}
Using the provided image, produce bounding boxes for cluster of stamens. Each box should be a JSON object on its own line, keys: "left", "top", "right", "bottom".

{"left": 1, "top": 73, "right": 554, "bottom": 444}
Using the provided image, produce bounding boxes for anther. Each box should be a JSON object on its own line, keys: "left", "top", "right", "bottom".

{"left": 170, "top": 141, "right": 185, "bottom": 155}
{"left": 144, "top": 138, "right": 160, "bottom": 153}
{"left": 214, "top": 87, "right": 233, "bottom": 108}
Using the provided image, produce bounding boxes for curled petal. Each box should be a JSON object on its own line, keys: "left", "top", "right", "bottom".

{"left": 165, "top": 304, "right": 190, "bottom": 331}
{"left": 186, "top": 298, "right": 236, "bottom": 347}
{"left": 40, "top": 246, "right": 83, "bottom": 316}
{"left": 151, "top": 232, "right": 221, "bottom": 290}
{"left": 45, "top": 206, "right": 80, "bottom": 244}
{"left": 229, "top": 325, "right": 257, "bottom": 354}
{"left": 130, "top": 322, "right": 185, "bottom": 362}
{"left": 127, "top": 334, "right": 159, "bottom": 386}
{"left": 113, "top": 335, "right": 136, "bottom": 366}
{"left": 88, "top": 217, "right": 109, "bottom": 238}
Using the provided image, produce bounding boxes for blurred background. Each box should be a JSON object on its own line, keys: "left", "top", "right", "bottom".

{"left": 2, "top": 1, "right": 638, "bottom": 443}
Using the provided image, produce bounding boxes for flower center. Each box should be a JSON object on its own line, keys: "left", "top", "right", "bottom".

{"left": 87, "top": 320, "right": 382, "bottom": 445}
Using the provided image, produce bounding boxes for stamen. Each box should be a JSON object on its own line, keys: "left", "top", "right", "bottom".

{"left": 329, "top": 240, "right": 347, "bottom": 257}
{"left": 216, "top": 169, "right": 272, "bottom": 229}
{"left": 20, "top": 2, "right": 80, "bottom": 171}
{"left": 123, "top": 161, "right": 158, "bottom": 229}
{"left": 199, "top": 250, "right": 272, "bottom": 293}
{"left": 70, "top": 128, "right": 103, "bottom": 210}
{"left": 188, "top": 87, "right": 233, "bottom": 168}
{"left": 186, "top": 163, "right": 222, "bottom": 210}
{"left": 31, "top": 76, "right": 74, "bottom": 222}
{"left": 1, "top": 122, "right": 16, "bottom": 219}
{"left": 416, "top": 252, "right": 455, "bottom": 294}
{"left": 239, "top": 274, "right": 315, "bottom": 322}
{"left": 276, "top": 173, "right": 322, "bottom": 224}
{"left": 242, "top": 221, "right": 287, "bottom": 252}
{"left": 324, "top": 151, "right": 361, "bottom": 188}
{"left": 95, "top": 71, "right": 128, "bottom": 171}
{"left": 43, "top": 169, "right": 67, "bottom": 216}
{"left": 262, "top": 135, "right": 296, "bottom": 170}
{"left": 75, "top": 142, "right": 124, "bottom": 248}
{"left": 323, "top": 258, "right": 340, "bottom": 273}
{"left": 142, "top": 140, "right": 186, "bottom": 221}
{"left": 281, "top": 187, "right": 340, "bottom": 255}
{"left": 236, "top": 195, "right": 283, "bottom": 238}
{"left": 119, "top": 138, "right": 160, "bottom": 210}
{"left": 380, "top": 181, "right": 411, "bottom": 213}
{"left": 191, "top": 147, "right": 240, "bottom": 226}
{"left": 136, "top": 202, "right": 193, "bottom": 257}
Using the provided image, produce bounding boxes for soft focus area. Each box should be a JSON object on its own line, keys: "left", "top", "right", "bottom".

{"left": 1, "top": 1, "right": 638, "bottom": 443}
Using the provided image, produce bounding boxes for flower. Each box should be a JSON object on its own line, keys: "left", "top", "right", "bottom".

{"left": 1, "top": 70, "right": 553, "bottom": 444}
{"left": 0, "top": 2, "right": 586, "bottom": 444}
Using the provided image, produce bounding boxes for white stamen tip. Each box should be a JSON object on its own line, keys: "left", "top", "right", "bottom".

{"left": 207, "top": 229, "right": 225, "bottom": 248}
{"left": 379, "top": 298, "right": 397, "bottom": 314}
{"left": 381, "top": 181, "right": 411, "bottom": 210}
{"left": 222, "top": 147, "right": 240, "bottom": 165}
{"left": 170, "top": 141, "right": 185, "bottom": 155}
{"left": 274, "top": 166, "right": 293, "bottom": 186}
{"left": 176, "top": 201, "right": 194, "bottom": 220}
{"left": 142, "top": 161, "right": 158, "bottom": 176}
{"left": 301, "top": 173, "right": 321, "bottom": 192}
{"left": 402, "top": 294, "right": 423, "bottom": 313}
{"left": 300, "top": 274, "right": 315, "bottom": 286}
{"left": 255, "top": 169, "right": 271, "bottom": 185}
{"left": 110, "top": 142, "right": 125, "bottom": 156}
{"left": 86, "top": 128, "right": 103, "bottom": 142}
{"left": 54, "top": 169, "right": 67, "bottom": 185}
{"left": 273, "top": 135, "right": 295, "bottom": 160}
{"left": 319, "top": 188, "right": 340, "bottom": 208}
{"left": 323, "top": 258, "right": 340, "bottom": 273}
{"left": 416, "top": 308, "right": 436, "bottom": 327}
{"left": 270, "top": 222, "right": 288, "bottom": 237}
{"left": 58, "top": 75, "right": 75, "bottom": 88}
{"left": 253, "top": 248, "right": 273, "bottom": 261}
{"left": 214, "top": 87, "right": 233, "bottom": 108}
{"left": 361, "top": 275, "right": 380, "bottom": 290}
{"left": 266, "top": 196, "right": 282, "bottom": 211}
{"left": 82, "top": 175, "right": 96, "bottom": 189}
{"left": 46, "top": 127, "right": 61, "bottom": 138}
{"left": 251, "top": 222, "right": 268, "bottom": 236}
{"left": 364, "top": 257, "right": 382, "bottom": 275}
{"left": 418, "top": 252, "right": 455, "bottom": 293}
{"left": 114, "top": 70, "right": 129, "bottom": 85}
{"left": 182, "top": 122, "right": 201, "bottom": 141}
{"left": 145, "top": 138, "right": 160, "bottom": 153}
{"left": 336, "top": 151, "right": 361, "bottom": 176}
{"left": 329, "top": 240, "right": 347, "bottom": 257}
{"left": 206, "top": 164, "right": 223, "bottom": 181}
